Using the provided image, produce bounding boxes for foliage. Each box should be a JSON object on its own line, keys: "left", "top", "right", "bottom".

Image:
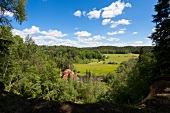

{"left": 0, "top": 33, "right": 109, "bottom": 103}
{"left": 149, "top": 0, "right": 170, "bottom": 76}
{"left": 101, "top": 0, "right": 170, "bottom": 105}
{"left": 126, "top": 52, "right": 156, "bottom": 104}
{"left": 87, "top": 46, "right": 153, "bottom": 54}
{"left": 102, "top": 48, "right": 157, "bottom": 104}
{"left": 74, "top": 54, "right": 138, "bottom": 76}
{"left": 75, "top": 63, "right": 118, "bottom": 76}
{"left": 0, "top": 0, "right": 27, "bottom": 82}
{"left": 0, "top": 0, "right": 27, "bottom": 27}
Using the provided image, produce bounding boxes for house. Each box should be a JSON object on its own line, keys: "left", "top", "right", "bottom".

{"left": 61, "top": 69, "right": 78, "bottom": 80}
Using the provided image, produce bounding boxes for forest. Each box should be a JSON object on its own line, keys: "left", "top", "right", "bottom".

{"left": 0, "top": 0, "right": 170, "bottom": 113}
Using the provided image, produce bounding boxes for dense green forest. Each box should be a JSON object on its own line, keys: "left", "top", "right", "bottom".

{"left": 87, "top": 46, "right": 153, "bottom": 54}
{"left": 0, "top": 30, "right": 153, "bottom": 103}
{"left": 0, "top": 0, "right": 169, "bottom": 109}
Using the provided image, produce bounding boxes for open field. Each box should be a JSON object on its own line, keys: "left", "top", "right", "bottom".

{"left": 74, "top": 54, "right": 138, "bottom": 76}
{"left": 104, "top": 54, "right": 138, "bottom": 64}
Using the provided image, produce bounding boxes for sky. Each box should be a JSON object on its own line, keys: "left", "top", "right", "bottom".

{"left": 10, "top": 0, "right": 157, "bottom": 47}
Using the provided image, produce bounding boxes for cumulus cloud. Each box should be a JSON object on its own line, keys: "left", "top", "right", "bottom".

{"left": 107, "top": 38, "right": 120, "bottom": 41}
{"left": 12, "top": 26, "right": 68, "bottom": 42}
{"left": 34, "top": 37, "right": 80, "bottom": 47}
{"left": 110, "top": 19, "right": 131, "bottom": 28}
{"left": 75, "top": 34, "right": 106, "bottom": 47}
{"left": 132, "top": 41, "right": 153, "bottom": 46}
{"left": 41, "top": 30, "right": 68, "bottom": 37}
{"left": 102, "top": 0, "right": 132, "bottom": 18}
{"left": 102, "top": 19, "right": 131, "bottom": 28}
{"left": 73, "top": 10, "right": 82, "bottom": 17}
{"left": 76, "top": 38, "right": 106, "bottom": 47}
{"left": 0, "top": 10, "right": 13, "bottom": 17}
{"left": 74, "top": 0, "right": 131, "bottom": 21}
{"left": 77, "top": 37, "right": 93, "bottom": 42}
{"left": 74, "top": 31, "right": 91, "bottom": 37}
{"left": 92, "top": 35, "right": 106, "bottom": 41}
{"left": 107, "top": 28, "right": 126, "bottom": 35}
{"left": 132, "top": 32, "right": 138, "bottom": 35}
{"left": 102, "top": 19, "right": 111, "bottom": 25}
{"left": 87, "top": 9, "right": 101, "bottom": 19}
{"left": 12, "top": 26, "right": 40, "bottom": 38}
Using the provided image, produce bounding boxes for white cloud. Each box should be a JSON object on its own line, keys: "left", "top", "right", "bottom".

{"left": 92, "top": 35, "right": 106, "bottom": 41}
{"left": 34, "top": 37, "right": 81, "bottom": 47}
{"left": 74, "top": 31, "right": 91, "bottom": 37}
{"left": 76, "top": 38, "right": 106, "bottom": 47}
{"left": 77, "top": 37, "right": 93, "bottom": 42}
{"left": 76, "top": 0, "right": 131, "bottom": 20}
{"left": 102, "top": 0, "right": 132, "bottom": 18}
{"left": 134, "top": 41, "right": 143, "bottom": 44}
{"left": 133, "top": 32, "right": 138, "bottom": 35}
{"left": 76, "top": 34, "right": 106, "bottom": 47}
{"left": 12, "top": 26, "right": 68, "bottom": 42}
{"left": 102, "top": 18, "right": 131, "bottom": 28}
{"left": 107, "top": 28, "right": 126, "bottom": 35}
{"left": 12, "top": 26, "right": 40, "bottom": 39}
{"left": 132, "top": 41, "right": 153, "bottom": 46}
{"left": 87, "top": 9, "right": 101, "bottom": 19}
{"left": 107, "top": 38, "right": 120, "bottom": 41}
{"left": 73, "top": 10, "right": 82, "bottom": 17}
{"left": 110, "top": 19, "right": 131, "bottom": 28}
{"left": 0, "top": 10, "right": 13, "bottom": 17}
{"left": 23, "top": 26, "right": 40, "bottom": 35}
{"left": 40, "top": 29, "right": 68, "bottom": 37}
{"left": 102, "top": 19, "right": 111, "bottom": 25}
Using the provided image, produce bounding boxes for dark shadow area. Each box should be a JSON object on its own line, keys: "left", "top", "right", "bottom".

{"left": 1, "top": 82, "right": 170, "bottom": 113}
{"left": 1, "top": 75, "right": 170, "bottom": 113}
{"left": 1, "top": 90, "right": 169, "bottom": 113}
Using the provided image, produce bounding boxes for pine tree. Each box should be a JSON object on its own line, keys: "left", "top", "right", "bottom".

{"left": 149, "top": 0, "right": 170, "bottom": 76}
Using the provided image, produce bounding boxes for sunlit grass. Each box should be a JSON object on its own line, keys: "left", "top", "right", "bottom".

{"left": 75, "top": 63, "right": 118, "bottom": 76}
{"left": 74, "top": 54, "right": 138, "bottom": 76}
{"left": 104, "top": 54, "right": 139, "bottom": 64}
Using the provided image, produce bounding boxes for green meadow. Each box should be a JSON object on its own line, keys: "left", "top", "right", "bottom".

{"left": 74, "top": 54, "right": 139, "bottom": 76}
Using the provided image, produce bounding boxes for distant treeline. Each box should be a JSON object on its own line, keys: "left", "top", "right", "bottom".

{"left": 39, "top": 45, "right": 153, "bottom": 66}
{"left": 39, "top": 45, "right": 153, "bottom": 65}
{"left": 85, "top": 46, "right": 153, "bottom": 54}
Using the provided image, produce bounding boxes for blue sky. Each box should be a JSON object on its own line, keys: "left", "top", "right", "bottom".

{"left": 10, "top": 0, "right": 157, "bottom": 47}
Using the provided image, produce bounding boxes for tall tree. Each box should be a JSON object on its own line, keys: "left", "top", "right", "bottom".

{"left": 0, "top": 0, "right": 27, "bottom": 27}
{"left": 0, "top": 0, "right": 27, "bottom": 54}
{"left": 149, "top": 0, "right": 170, "bottom": 76}
{"left": 0, "top": 0, "right": 27, "bottom": 83}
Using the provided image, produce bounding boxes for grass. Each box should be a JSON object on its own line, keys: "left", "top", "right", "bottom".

{"left": 74, "top": 63, "right": 118, "bottom": 76}
{"left": 74, "top": 54, "right": 139, "bottom": 76}
{"left": 104, "top": 54, "right": 138, "bottom": 64}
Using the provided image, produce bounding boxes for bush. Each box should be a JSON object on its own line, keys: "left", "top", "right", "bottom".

{"left": 108, "top": 61, "right": 117, "bottom": 64}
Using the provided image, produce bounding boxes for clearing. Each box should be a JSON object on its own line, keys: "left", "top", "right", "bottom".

{"left": 74, "top": 54, "right": 138, "bottom": 76}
